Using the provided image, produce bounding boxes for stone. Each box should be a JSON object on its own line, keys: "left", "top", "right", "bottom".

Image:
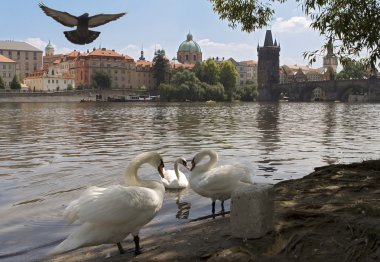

{"left": 230, "top": 183, "right": 274, "bottom": 239}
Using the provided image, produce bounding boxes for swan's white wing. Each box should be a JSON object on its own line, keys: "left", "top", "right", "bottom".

{"left": 64, "top": 185, "right": 160, "bottom": 225}
{"left": 196, "top": 165, "right": 248, "bottom": 192}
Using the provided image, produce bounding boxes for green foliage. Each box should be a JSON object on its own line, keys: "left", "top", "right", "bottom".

{"left": 193, "top": 61, "right": 205, "bottom": 82}
{"left": 236, "top": 80, "right": 258, "bottom": 101}
{"left": 160, "top": 70, "right": 225, "bottom": 101}
{"left": 10, "top": 75, "right": 21, "bottom": 90}
{"left": 92, "top": 71, "right": 112, "bottom": 89}
{"left": 153, "top": 49, "right": 170, "bottom": 88}
{"left": 209, "top": 0, "right": 278, "bottom": 32}
{"left": 67, "top": 83, "right": 74, "bottom": 90}
{"left": 0, "top": 75, "right": 5, "bottom": 89}
{"left": 209, "top": 0, "right": 380, "bottom": 66}
{"left": 203, "top": 82, "right": 225, "bottom": 101}
{"left": 218, "top": 60, "right": 238, "bottom": 101}
{"left": 203, "top": 58, "right": 220, "bottom": 85}
{"left": 336, "top": 58, "right": 369, "bottom": 80}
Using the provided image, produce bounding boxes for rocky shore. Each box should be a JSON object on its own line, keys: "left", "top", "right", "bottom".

{"left": 44, "top": 159, "right": 380, "bottom": 262}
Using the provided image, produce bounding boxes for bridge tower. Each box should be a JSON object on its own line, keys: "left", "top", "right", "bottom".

{"left": 323, "top": 38, "right": 338, "bottom": 79}
{"left": 257, "top": 30, "right": 281, "bottom": 101}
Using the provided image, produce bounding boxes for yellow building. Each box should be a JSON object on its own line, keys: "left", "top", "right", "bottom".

{"left": 0, "top": 54, "right": 16, "bottom": 88}
{"left": 0, "top": 40, "right": 43, "bottom": 81}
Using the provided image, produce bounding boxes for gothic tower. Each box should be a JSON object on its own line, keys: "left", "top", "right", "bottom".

{"left": 257, "top": 30, "right": 280, "bottom": 101}
{"left": 323, "top": 38, "right": 338, "bottom": 79}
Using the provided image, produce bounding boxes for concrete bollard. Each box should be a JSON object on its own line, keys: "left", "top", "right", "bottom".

{"left": 230, "top": 183, "right": 274, "bottom": 239}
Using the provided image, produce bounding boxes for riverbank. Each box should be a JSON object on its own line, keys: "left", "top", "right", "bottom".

{"left": 0, "top": 89, "right": 150, "bottom": 102}
{"left": 43, "top": 159, "right": 380, "bottom": 262}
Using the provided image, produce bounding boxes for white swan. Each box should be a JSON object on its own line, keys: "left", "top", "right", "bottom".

{"left": 189, "top": 149, "right": 253, "bottom": 217}
{"left": 51, "top": 152, "right": 165, "bottom": 256}
{"left": 161, "top": 157, "right": 189, "bottom": 189}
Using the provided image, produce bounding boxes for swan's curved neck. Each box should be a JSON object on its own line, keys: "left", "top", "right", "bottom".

{"left": 174, "top": 159, "right": 181, "bottom": 179}
{"left": 125, "top": 154, "right": 156, "bottom": 187}
{"left": 194, "top": 150, "right": 218, "bottom": 173}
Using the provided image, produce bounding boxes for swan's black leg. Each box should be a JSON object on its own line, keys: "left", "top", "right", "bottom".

{"left": 133, "top": 235, "right": 142, "bottom": 255}
{"left": 212, "top": 201, "right": 216, "bottom": 219}
{"left": 221, "top": 200, "right": 225, "bottom": 217}
{"left": 117, "top": 242, "right": 124, "bottom": 254}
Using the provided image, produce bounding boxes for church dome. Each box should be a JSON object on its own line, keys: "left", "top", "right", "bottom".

{"left": 178, "top": 33, "right": 201, "bottom": 53}
{"left": 45, "top": 41, "right": 54, "bottom": 50}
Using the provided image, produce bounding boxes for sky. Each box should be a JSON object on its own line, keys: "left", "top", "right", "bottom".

{"left": 1, "top": 0, "right": 328, "bottom": 68}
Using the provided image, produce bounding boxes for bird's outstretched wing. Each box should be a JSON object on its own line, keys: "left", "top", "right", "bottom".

{"left": 39, "top": 2, "right": 78, "bottom": 27}
{"left": 88, "top": 13, "right": 126, "bottom": 28}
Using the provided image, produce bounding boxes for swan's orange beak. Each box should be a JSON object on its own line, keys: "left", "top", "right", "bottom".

{"left": 158, "top": 160, "right": 165, "bottom": 178}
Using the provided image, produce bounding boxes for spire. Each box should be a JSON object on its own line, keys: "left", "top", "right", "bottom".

{"left": 264, "top": 30, "right": 274, "bottom": 46}
{"left": 327, "top": 37, "right": 334, "bottom": 56}
{"left": 139, "top": 45, "right": 145, "bottom": 61}
{"left": 274, "top": 39, "right": 277, "bottom": 46}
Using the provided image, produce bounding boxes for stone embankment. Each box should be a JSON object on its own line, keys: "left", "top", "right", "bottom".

{"left": 0, "top": 89, "right": 143, "bottom": 102}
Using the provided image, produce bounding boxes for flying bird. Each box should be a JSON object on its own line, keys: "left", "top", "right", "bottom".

{"left": 39, "top": 2, "right": 126, "bottom": 45}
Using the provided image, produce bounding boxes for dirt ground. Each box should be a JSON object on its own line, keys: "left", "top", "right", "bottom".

{"left": 44, "top": 160, "right": 380, "bottom": 262}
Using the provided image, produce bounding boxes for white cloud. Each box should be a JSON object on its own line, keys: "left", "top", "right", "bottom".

{"left": 272, "top": 16, "right": 312, "bottom": 33}
{"left": 25, "top": 38, "right": 47, "bottom": 51}
{"left": 198, "top": 39, "right": 256, "bottom": 61}
{"left": 25, "top": 37, "right": 73, "bottom": 55}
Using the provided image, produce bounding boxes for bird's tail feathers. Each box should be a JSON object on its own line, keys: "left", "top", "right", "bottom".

{"left": 235, "top": 163, "right": 255, "bottom": 184}
{"left": 64, "top": 30, "right": 100, "bottom": 45}
{"left": 49, "top": 238, "right": 79, "bottom": 256}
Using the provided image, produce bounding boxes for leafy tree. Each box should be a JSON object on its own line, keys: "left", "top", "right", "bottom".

{"left": 218, "top": 61, "right": 237, "bottom": 101}
{"left": 67, "top": 83, "right": 74, "bottom": 90}
{"left": 159, "top": 83, "right": 176, "bottom": 101}
{"left": 193, "top": 61, "right": 205, "bottom": 82}
{"left": 336, "top": 58, "right": 369, "bottom": 80}
{"left": 237, "top": 80, "right": 258, "bottom": 101}
{"left": 203, "top": 82, "right": 225, "bottom": 101}
{"left": 172, "top": 69, "right": 204, "bottom": 101}
{"left": 0, "top": 75, "right": 5, "bottom": 89}
{"left": 10, "top": 75, "right": 21, "bottom": 90}
{"left": 153, "top": 49, "right": 169, "bottom": 88}
{"left": 203, "top": 58, "right": 219, "bottom": 85}
{"left": 92, "top": 71, "right": 112, "bottom": 89}
{"left": 209, "top": 0, "right": 380, "bottom": 66}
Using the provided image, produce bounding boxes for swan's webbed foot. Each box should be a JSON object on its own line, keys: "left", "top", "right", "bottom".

{"left": 133, "top": 235, "right": 142, "bottom": 256}
{"left": 221, "top": 200, "right": 225, "bottom": 217}
{"left": 212, "top": 201, "right": 216, "bottom": 219}
{"left": 117, "top": 242, "right": 125, "bottom": 254}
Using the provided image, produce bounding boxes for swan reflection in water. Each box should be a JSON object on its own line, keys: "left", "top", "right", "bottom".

{"left": 176, "top": 189, "right": 191, "bottom": 219}
{"left": 166, "top": 189, "right": 191, "bottom": 220}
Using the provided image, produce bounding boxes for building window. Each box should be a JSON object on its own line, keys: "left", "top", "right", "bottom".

{"left": 186, "top": 55, "right": 189, "bottom": 61}
{"left": 193, "top": 55, "right": 196, "bottom": 60}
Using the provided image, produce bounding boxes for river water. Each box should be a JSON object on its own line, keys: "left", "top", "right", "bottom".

{"left": 1, "top": 101, "right": 380, "bottom": 261}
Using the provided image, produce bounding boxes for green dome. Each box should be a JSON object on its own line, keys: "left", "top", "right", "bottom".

{"left": 45, "top": 41, "right": 54, "bottom": 50}
{"left": 178, "top": 33, "right": 201, "bottom": 53}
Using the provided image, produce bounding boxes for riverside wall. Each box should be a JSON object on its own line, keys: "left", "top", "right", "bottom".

{"left": 0, "top": 89, "right": 145, "bottom": 103}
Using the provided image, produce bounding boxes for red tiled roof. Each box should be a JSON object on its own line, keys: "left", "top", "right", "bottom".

{"left": 88, "top": 48, "right": 123, "bottom": 57}
{"left": 136, "top": 60, "right": 152, "bottom": 67}
{"left": 0, "top": 54, "right": 15, "bottom": 63}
